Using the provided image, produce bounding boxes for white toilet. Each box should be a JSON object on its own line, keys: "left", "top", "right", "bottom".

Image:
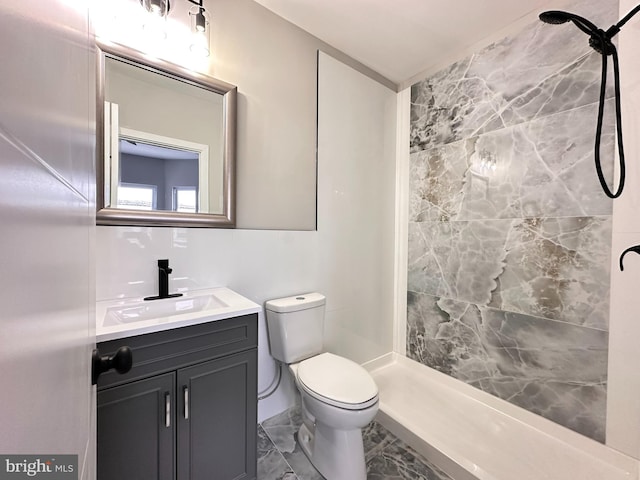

{"left": 265, "top": 293, "right": 379, "bottom": 480}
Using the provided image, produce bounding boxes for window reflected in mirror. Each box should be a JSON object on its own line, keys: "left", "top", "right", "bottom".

{"left": 117, "top": 183, "right": 157, "bottom": 210}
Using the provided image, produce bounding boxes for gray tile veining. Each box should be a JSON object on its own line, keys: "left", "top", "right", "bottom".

{"left": 362, "top": 421, "right": 399, "bottom": 462}
{"left": 490, "top": 216, "right": 611, "bottom": 329}
{"left": 258, "top": 425, "right": 298, "bottom": 480}
{"left": 409, "top": 101, "right": 615, "bottom": 224}
{"left": 408, "top": 216, "right": 612, "bottom": 329}
{"left": 410, "top": 0, "right": 618, "bottom": 152}
{"left": 406, "top": 0, "right": 616, "bottom": 443}
{"left": 406, "top": 292, "right": 608, "bottom": 442}
{"left": 262, "top": 409, "right": 300, "bottom": 447}
{"left": 260, "top": 406, "right": 323, "bottom": 480}
{"left": 366, "top": 442, "right": 453, "bottom": 480}
{"left": 258, "top": 405, "right": 454, "bottom": 480}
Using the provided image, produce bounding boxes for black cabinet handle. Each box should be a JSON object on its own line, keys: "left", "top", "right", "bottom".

{"left": 92, "top": 346, "right": 133, "bottom": 385}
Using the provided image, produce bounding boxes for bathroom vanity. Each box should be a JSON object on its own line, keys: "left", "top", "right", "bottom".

{"left": 95, "top": 288, "right": 260, "bottom": 480}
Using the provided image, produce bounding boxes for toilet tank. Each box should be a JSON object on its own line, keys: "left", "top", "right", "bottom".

{"left": 265, "top": 293, "right": 325, "bottom": 363}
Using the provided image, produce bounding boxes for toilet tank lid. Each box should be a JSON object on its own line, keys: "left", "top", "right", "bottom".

{"left": 265, "top": 292, "right": 325, "bottom": 313}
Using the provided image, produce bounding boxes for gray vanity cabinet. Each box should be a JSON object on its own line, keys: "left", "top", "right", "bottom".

{"left": 97, "top": 314, "right": 258, "bottom": 480}
{"left": 177, "top": 351, "right": 256, "bottom": 480}
{"left": 98, "top": 373, "right": 176, "bottom": 480}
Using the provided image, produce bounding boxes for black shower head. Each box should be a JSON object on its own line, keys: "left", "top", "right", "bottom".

{"left": 540, "top": 4, "right": 640, "bottom": 38}
{"left": 538, "top": 10, "right": 599, "bottom": 35}
{"left": 539, "top": 10, "right": 571, "bottom": 24}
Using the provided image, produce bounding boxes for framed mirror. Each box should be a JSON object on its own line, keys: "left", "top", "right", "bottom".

{"left": 96, "top": 40, "right": 237, "bottom": 227}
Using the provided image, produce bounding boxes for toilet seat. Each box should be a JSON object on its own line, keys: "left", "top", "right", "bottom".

{"left": 296, "top": 353, "right": 379, "bottom": 410}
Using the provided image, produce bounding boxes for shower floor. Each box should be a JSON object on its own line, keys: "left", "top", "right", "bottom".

{"left": 258, "top": 403, "right": 454, "bottom": 480}
{"left": 367, "top": 354, "right": 637, "bottom": 480}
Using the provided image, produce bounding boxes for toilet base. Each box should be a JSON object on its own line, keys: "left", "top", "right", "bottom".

{"left": 298, "top": 422, "right": 367, "bottom": 480}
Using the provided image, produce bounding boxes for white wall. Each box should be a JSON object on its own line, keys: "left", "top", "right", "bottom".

{"left": 606, "top": 0, "right": 640, "bottom": 459}
{"left": 316, "top": 52, "right": 397, "bottom": 363}
{"left": 96, "top": 52, "right": 397, "bottom": 421}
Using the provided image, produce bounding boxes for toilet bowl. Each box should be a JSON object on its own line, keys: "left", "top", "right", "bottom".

{"left": 291, "top": 353, "right": 379, "bottom": 480}
{"left": 264, "top": 293, "right": 379, "bottom": 480}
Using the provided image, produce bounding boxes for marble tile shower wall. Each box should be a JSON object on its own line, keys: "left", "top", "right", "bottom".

{"left": 406, "top": 0, "right": 618, "bottom": 442}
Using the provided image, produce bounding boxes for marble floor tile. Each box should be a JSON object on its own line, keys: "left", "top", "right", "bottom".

{"left": 366, "top": 440, "right": 453, "bottom": 480}
{"left": 259, "top": 405, "right": 455, "bottom": 480}
{"left": 258, "top": 425, "right": 298, "bottom": 480}
{"left": 258, "top": 424, "right": 276, "bottom": 453}
{"left": 258, "top": 449, "right": 298, "bottom": 480}
{"left": 363, "top": 420, "right": 399, "bottom": 460}
{"left": 261, "top": 405, "right": 322, "bottom": 480}
{"left": 279, "top": 436, "right": 324, "bottom": 480}
{"left": 261, "top": 405, "right": 307, "bottom": 454}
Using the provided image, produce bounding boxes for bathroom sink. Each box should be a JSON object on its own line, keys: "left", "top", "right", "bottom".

{"left": 105, "top": 293, "right": 228, "bottom": 324}
{"left": 96, "top": 287, "right": 261, "bottom": 342}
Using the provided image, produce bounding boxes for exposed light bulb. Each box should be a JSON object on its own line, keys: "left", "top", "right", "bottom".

{"left": 140, "top": 0, "right": 169, "bottom": 40}
{"left": 189, "top": 5, "right": 210, "bottom": 57}
{"left": 190, "top": 31, "right": 210, "bottom": 57}
{"left": 141, "top": 0, "right": 169, "bottom": 17}
{"left": 143, "top": 13, "right": 168, "bottom": 40}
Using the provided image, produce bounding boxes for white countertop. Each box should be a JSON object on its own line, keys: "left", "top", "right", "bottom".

{"left": 96, "top": 287, "right": 261, "bottom": 343}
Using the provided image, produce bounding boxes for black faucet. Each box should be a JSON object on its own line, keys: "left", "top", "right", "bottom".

{"left": 144, "top": 259, "right": 183, "bottom": 301}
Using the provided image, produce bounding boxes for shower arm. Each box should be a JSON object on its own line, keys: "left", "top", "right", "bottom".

{"left": 587, "top": 4, "right": 640, "bottom": 53}
{"left": 617, "top": 4, "right": 640, "bottom": 29}
{"left": 620, "top": 246, "right": 640, "bottom": 271}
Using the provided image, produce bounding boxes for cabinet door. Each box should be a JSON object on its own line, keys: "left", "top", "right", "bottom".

{"left": 177, "top": 350, "right": 257, "bottom": 480}
{"left": 98, "top": 372, "right": 176, "bottom": 480}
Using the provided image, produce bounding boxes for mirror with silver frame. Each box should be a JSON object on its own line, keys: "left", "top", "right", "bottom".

{"left": 96, "top": 40, "right": 236, "bottom": 227}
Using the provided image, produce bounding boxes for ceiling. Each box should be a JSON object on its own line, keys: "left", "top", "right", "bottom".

{"left": 253, "top": 0, "right": 556, "bottom": 86}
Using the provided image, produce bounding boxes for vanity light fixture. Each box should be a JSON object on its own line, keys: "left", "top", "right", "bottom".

{"left": 139, "top": 0, "right": 211, "bottom": 57}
